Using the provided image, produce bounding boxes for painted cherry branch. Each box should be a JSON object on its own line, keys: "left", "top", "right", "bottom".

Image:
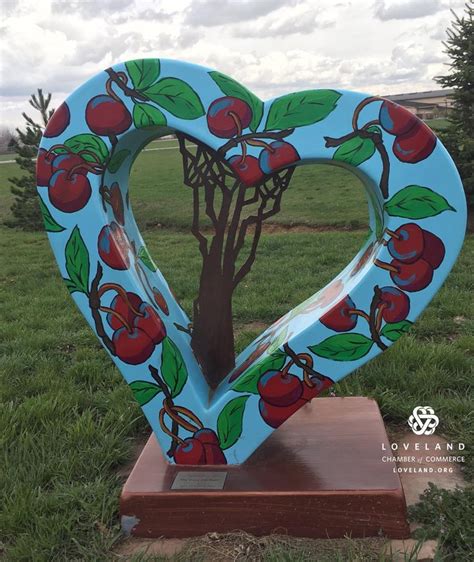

{"left": 218, "top": 128, "right": 295, "bottom": 155}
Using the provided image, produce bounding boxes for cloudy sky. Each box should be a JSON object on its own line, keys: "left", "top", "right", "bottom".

{"left": 0, "top": 0, "right": 465, "bottom": 128}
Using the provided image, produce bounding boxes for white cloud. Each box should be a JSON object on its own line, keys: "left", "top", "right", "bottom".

{"left": 374, "top": 0, "right": 443, "bottom": 21}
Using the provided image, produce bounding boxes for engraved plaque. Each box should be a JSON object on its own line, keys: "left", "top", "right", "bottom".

{"left": 171, "top": 471, "right": 227, "bottom": 490}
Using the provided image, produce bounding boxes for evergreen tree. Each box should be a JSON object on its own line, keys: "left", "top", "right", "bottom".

{"left": 6, "top": 89, "right": 54, "bottom": 230}
{"left": 436, "top": 2, "right": 474, "bottom": 215}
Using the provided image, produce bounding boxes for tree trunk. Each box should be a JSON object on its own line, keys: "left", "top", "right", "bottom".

{"left": 191, "top": 255, "right": 235, "bottom": 389}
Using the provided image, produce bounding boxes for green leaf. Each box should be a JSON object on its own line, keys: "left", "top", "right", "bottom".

{"left": 107, "top": 149, "right": 130, "bottom": 173}
{"left": 64, "top": 226, "right": 90, "bottom": 295}
{"left": 309, "top": 333, "right": 374, "bottom": 361}
{"left": 231, "top": 351, "right": 286, "bottom": 394}
{"left": 129, "top": 380, "right": 162, "bottom": 406}
{"left": 143, "top": 78, "right": 205, "bottom": 120}
{"left": 39, "top": 196, "right": 65, "bottom": 232}
{"left": 64, "top": 134, "right": 109, "bottom": 164}
{"left": 64, "top": 278, "right": 80, "bottom": 294}
{"left": 125, "top": 59, "right": 161, "bottom": 90}
{"left": 209, "top": 71, "right": 264, "bottom": 131}
{"left": 384, "top": 186, "right": 455, "bottom": 219}
{"left": 217, "top": 395, "right": 249, "bottom": 450}
{"left": 266, "top": 326, "right": 289, "bottom": 354}
{"left": 161, "top": 337, "right": 188, "bottom": 398}
{"left": 137, "top": 245, "right": 157, "bottom": 271}
{"left": 333, "top": 135, "right": 376, "bottom": 166}
{"left": 380, "top": 320, "right": 413, "bottom": 342}
{"left": 265, "top": 90, "right": 341, "bottom": 130}
{"left": 133, "top": 103, "right": 167, "bottom": 129}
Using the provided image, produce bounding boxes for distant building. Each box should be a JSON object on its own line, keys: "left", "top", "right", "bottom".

{"left": 384, "top": 89, "right": 454, "bottom": 120}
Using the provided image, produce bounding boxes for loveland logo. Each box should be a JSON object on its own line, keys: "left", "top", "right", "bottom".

{"left": 408, "top": 406, "right": 439, "bottom": 436}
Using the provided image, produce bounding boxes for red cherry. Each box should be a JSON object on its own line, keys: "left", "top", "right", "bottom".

{"left": 98, "top": 222, "right": 131, "bottom": 270}
{"left": 259, "top": 397, "right": 306, "bottom": 428}
{"left": 387, "top": 223, "right": 424, "bottom": 264}
{"left": 257, "top": 370, "right": 303, "bottom": 407}
{"left": 109, "top": 182, "right": 125, "bottom": 225}
{"left": 174, "top": 438, "right": 206, "bottom": 465}
{"left": 302, "top": 377, "right": 334, "bottom": 401}
{"left": 44, "top": 102, "right": 70, "bottom": 138}
{"left": 229, "top": 155, "right": 264, "bottom": 186}
{"left": 113, "top": 326, "right": 154, "bottom": 364}
{"left": 393, "top": 121, "right": 437, "bottom": 163}
{"left": 86, "top": 95, "right": 132, "bottom": 136}
{"left": 153, "top": 288, "right": 169, "bottom": 315}
{"left": 320, "top": 296, "right": 358, "bottom": 332}
{"left": 106, "top": 292, "right": 142, "bottom": 331}
{"left": 203, "top": 443, "right": 227, "bottom": 465}
{"left": 378, "top": 286, "right": 410, "bottom": 322}
{"left": 51, "top": 153, "right": 89, "bottom": 175}
{"left": 259, "top": 141, "right": 299, "bottom": 174}
{"left": 207, "top": 96, "right": 252, "bottom": 138}
{"left": 390, "top": 259, "right": 433, "bottom": 292}
{"left": 134, "top": 303, "right": 166, "bottom": 344}
{"left": 379, "top": 100, "right": 418, "bottom": 136}
{"left": 48, "top": 169, "right": 91, "bottom": 213}
{"left": 422, "top": 230, "right": 445, "bottom": 269}
{"left": 36, "top": 149, "right": 53, "bottom": 187}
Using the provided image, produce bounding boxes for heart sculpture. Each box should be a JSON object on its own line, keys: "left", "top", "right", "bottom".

{"left": 37, "top": 59, "right": 466, "bottom": 465}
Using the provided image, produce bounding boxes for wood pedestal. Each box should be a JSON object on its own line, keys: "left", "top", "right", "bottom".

{"left": 120, "top": 397, "right": 410, "bottom": 539}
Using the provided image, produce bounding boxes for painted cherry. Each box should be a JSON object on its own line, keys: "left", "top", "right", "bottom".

{"left": 194, "top": 428, "right": 220, "bottom": 445}
{"left": 378, "top": 286, "right": 410, "bottom": 322}
{"left": 207, "top": 96, "right": 252, "bottom": 138}
{"left": 387, "top": 223, "right": 424, "bottom": 263}
{"left": 194, "top": 429, "right": 227, "bottom": 464}
{"left": 86, "top": 95, "right": 132, "bottom": 136}
{"left": 36, "top": 149, "right": 53, "bottom": 187}
{"left": 44, "top": 102, "right": 70, "bottom": 138}
{"left": 133, "top": 303, "right": 166, "bottom": 344}
{"left": 112, "top": 326, "right": 155, "bottom": 364}
{"left": 107, "top": 292, "right": 142, "bottom": 331}
{"left": 259, "top": 141, "right": 299, "bottom": 174}
{"left": 259, "top": 397, "right": 306, "bottom": 429}
{"left": 392, "top": 121, "right": 436, "bottom": 163}
{"left": 257, "top": 369, "right": 303, "bottom": 407}
{"left": 98, "top": 222, "right": 131, "bottom": 270}
{"left": 379, "top": 100, "right": 418, "bottom": 136}
{"left": 389, "top": 259, "right": 433, "bottom": 292}
{"left": 153, "top": 288, "right": 169, "bottom": 315}
{"left": 51, "top": 153, "right": 89, "bottom": 175}
{"left": 48, "top": 169, "right": 92, "bottom": 213}
{"left": 229, "top": 155, "right": 264, "bottom": 186}
{"left": 302, "top": 377, "right": 333, "bottom": 401}
{"left": 173, "top": 437, "right": 206, "bottom": 465}
{"left": 109, "top": 182, "right": 125, "bottom": 225}
{"left": 320, "top": 296, "right": 358, "bottom": 332}
{"left": 422, "top": 230, "right": 445, "bottom": 269}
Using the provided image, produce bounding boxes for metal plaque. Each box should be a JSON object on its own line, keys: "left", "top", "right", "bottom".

{"left": 171, "top": 471, "right": 227, "bottom": 490}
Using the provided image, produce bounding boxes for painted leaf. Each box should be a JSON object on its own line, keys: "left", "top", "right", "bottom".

{"left": 125, "top": 59, "right": 161, "bottom": 90}
{"left": 63, "top": 134, "right": 109, "bottom": 164}
{"left": 333, "top": 135, "right": 376, "bottom": 166}
{"left": 265, "top": 90, "right": 341, "bottom": 130}
{"left": 39, "top": 196, "right": 64, "bottom": 232}
{"left": 143, "top": 78, "right": 205, "bottom": 120}
{"left": 209, "top": 71, "right": 263, "bottom": 132}
{"left": 64, "top": 226, "right": 90, "bottom": 294}
{"left": 266, "top": 326, "right": 289, "bottom": 354}
{"left": 129, "top": 380, "right": 162, "bottom": 406}
{"left": 381, "top": 320, "right": 413, "bottom": 342}
{"left": 217, "top": 395, "right": 249, "bottom": 450}
{"left": 133, "top": 103, "right": 167, "bottom": 129}
{"left": 107, "top": 149, "right": 130, "bottom": 173}
{"left": 310, "top": 333, "right": 374, "bottom": 361}
{"left": 137, "top": 246, "right": 157, "bottom": 271}
{"left": 161, "top": 336, "right": 188, "bottom": 398}
{"left": 232, "top": 351, "right": 286, "bottom": 394}
{"left": 384, "top": 186, "right": 455, "bottom": 219}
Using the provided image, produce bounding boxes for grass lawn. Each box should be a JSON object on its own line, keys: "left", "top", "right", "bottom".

{"left": 0, "top": 147, "right": 472, "bottom": 560}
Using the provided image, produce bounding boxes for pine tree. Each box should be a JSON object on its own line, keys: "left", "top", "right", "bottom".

{"left": 6, "top": 89, "right": 54, "bottom": 230}
{"left": 436, "top": 2, "right": 474, "bottom": 215}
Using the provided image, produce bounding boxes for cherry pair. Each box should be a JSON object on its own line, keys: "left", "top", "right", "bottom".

{"left": 173, "top": 428, "right": 226, "bottom": 465}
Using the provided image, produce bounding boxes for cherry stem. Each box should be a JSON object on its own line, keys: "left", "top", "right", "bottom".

{"left": 218, "top": 128, "right": 294, "bottom": 155}
{"left": 159, "top": 409, "right": 185, "bottom": 445}
{"left": 97, "top": 283, "right": 144, "bottom": 317}
{"left": 374, "top": 258, "right": 399, "bottom": 274}
{"left": 46, "top": 144, "right": 72, "bottom": 158}
{"left": 283, "top": 343, "right": 331, "bottom": 384}
{"left": 89, "top": 263, "right": 115, "bottom": 356}
{"left": 369, "top": 286, "right": 388, "bottom": 351}
{"left": 246, "top": 138, "right": 274, "bottom": 152}
{"left": 348, "top": 309, "right": 371, "bottom": 323}
{"left": 228, "top": 111, "right": 242, "bottom": 137}
{"left": 98, "top": 305, "right": 132, "bottom": 333}
{"left": 351, "top": 96, "right": 379, "bottom": 130}
{"left": 150, "top": 366, "right": 180, "bottom": 456}
{"left": 375, "top": 303, "right": 387, "bottom": 333}
{"left": 67, "top": 162, "right": 101, "bottom": 179}
{"left": 385, "top": 228, "right": 400, "bottom": 240}
{"left": 105, "top": 67, "right": 149, "bottom": 102}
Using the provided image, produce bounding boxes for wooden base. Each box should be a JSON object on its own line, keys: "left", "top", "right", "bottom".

{"left": 120, "top": 397, "right": 410, "bottom": 539}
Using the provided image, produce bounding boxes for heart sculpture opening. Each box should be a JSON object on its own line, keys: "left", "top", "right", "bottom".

{"left": 37, "top": 58, "right": 466, "bottom": 465}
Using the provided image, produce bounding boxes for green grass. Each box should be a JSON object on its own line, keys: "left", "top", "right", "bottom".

{"left": 0, "top": 151, "right": 472, "bottom": 560}
{"left": 426, "top": 118, "right": 451, "bottom": 131}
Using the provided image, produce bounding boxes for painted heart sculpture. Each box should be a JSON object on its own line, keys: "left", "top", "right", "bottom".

{"left": 37, "top": 59, "right": 466, "bottom": 465}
